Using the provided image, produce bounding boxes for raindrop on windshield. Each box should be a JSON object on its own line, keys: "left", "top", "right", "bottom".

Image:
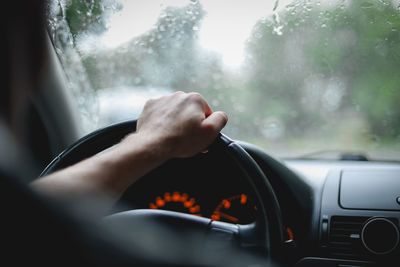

{"left": 261, "top": 118, "right": 285, "bottom": 140}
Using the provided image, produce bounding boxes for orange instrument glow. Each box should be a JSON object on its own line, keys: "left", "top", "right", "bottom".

{"left": 240, "top": 194, "right": 247, "bottom": 204}
{"left": 149, "top": 191, "right": 201, "bottom": 216}
{"left": 212, "top": 194, "right": 256, "bottom": 224}
{"left": 222, "top": 199, "right": 231, "bottom": 209}
{"left": 215, "top": 211, "right": 239, "bottom": 223}
{"left": 286, "top": 226, "right": 294, "bottom": 241}
{"left": 155, "top": 197, "right": 165, "bottom": 207}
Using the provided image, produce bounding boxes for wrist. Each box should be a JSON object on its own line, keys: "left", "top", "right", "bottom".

{"left": 118, "top": 131, "right": 171, "bottom": 164}
{"left": 89, "top": 132, "right": 170, "bottom": 195}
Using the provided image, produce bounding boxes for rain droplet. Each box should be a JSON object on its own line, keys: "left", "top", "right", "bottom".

{"left": 273, "top": 25, "right": 283, "bottom": 35}
{"left": 379, "top": 0, "right": 389, "bottom": 6}
{"left": 321, "top": 24, "right": 327, "bottom": 28}
{"left": 261, "top": 118, "right": 285, "bottom": 140}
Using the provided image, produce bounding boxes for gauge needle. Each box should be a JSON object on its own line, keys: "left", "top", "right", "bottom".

{"left": 216, "top": 212, "right": 239, "bottom": 223}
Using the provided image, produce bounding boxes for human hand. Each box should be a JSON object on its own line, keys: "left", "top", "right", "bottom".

{"left": 33, "top": 92, "right": 227, "bottom": 204}
{"left": 132, "top": 91, "right": 228, "bottom": 159}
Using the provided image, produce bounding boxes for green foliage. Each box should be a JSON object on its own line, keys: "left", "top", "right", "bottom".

{"left": 81, "top": 2, "right": 213, "bottom": 91}
{"left": 66, "top": 0, "right": 120, "bottom": 39}
{"left": 244, "top": 0, "right": 400, "bottom": 140}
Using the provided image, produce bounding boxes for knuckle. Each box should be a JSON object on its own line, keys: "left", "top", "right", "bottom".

{"left": 174, "top": 91, "right": 185, "bottom": 96}
{"left": 187, "top": 92, "right": 203, "bottom": 102}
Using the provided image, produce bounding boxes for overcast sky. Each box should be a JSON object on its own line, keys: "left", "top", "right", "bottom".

{"left": 97, "top": 0, "right": 291, "bottom": 67}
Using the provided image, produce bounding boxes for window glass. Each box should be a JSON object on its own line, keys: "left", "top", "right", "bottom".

{"left": 48, "top": 0, "right": 400, "bottom": 160}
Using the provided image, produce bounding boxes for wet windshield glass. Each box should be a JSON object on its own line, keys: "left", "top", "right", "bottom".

{"left": 48, "top": 0, "right": 400, "bottom": 160}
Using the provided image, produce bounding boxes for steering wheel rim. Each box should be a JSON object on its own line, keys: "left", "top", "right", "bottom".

{"left": 41, "top": 120, "right": 284, "bottom": 263}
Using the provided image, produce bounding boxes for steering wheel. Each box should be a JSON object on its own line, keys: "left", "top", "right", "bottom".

{"left": 41, "top": 120, "right": 284, "bottom": 265}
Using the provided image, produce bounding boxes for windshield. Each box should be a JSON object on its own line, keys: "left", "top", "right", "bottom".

{"left": 47, "top": 0, "right": 400, "bottom": 160}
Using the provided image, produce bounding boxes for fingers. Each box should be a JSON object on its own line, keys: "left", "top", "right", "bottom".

{"left": 202, "top": 111, "right": 228, "bottom": 133}
{"left": 141, "top": 91, "right": 227, "bottom": 134}
{"left": 178, "top": 91, "right": 227, "bottom": 132}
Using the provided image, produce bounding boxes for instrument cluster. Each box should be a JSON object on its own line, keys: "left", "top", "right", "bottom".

{"left": 117, "top": 153, "right": 259, "bottom": 225}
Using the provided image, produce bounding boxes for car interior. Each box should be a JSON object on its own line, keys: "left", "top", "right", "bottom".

{"left": 16, "top": 0, "right": 400, "bottom": 266}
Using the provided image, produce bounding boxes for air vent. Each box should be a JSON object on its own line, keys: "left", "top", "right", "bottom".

{"left": 328, "top": 216, "right": 369, "bottom": 259}
{"left": 328, "top": 216, "right": 400, "bottom": 260}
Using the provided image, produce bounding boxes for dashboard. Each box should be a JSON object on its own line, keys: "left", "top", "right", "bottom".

{"left": 284, "top": 160, "right": 400, "bottom": 266}
{"left": 116, "top": 142, "right": 400, "bottom": 266}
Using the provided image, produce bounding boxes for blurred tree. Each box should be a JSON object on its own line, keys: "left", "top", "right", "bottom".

{"left": 82, "top": 1, "right": 220, "bottom": 91}
{"left": 244, "top": 0, "right": 400, "bottom": 140}
{"left": 65, "top": 0, "right": 120, "bottom": 39}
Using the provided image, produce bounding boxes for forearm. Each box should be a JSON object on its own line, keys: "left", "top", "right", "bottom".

{"left": 31, "top": 132, "right": 167, "bottom": 212}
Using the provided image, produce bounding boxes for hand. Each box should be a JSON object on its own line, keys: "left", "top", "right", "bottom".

{"left": 32, "top": 92, "right": 227, "bottom": 207}
{"left": 132, "top": 91, "right": 228, "bottom": 159}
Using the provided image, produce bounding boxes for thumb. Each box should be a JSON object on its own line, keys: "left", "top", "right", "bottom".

{"left": 202, "top": 111, "right": 228, "bottom": 133}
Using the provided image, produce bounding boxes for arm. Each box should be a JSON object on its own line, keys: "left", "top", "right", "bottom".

{"left": 31, "top": 92, "right": 228, "bottom": 212}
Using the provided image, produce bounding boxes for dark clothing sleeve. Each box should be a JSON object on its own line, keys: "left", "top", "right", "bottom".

{"left": 0, "top": 169, "right": 164, "bottom": 266}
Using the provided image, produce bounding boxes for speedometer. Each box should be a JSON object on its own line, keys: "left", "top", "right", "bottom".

{"left": 211, "top": 194, "right": 256, "bottom": 224}
{"left": 149, "top": 191, "right": 202, "bottom": 216}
